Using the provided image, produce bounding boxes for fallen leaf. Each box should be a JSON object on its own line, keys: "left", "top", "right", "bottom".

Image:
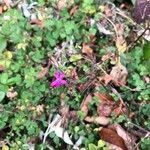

{"left": 0, "top": 65, "right": 4, "bottom": 72}
{"left": 101, "top": 52, "right": 115, "bottom": 62}
{"left": 97, "top": 23, "right": 113, "bottom": 35}
{"left": 73, "top": 136, "right": 84, "bottom": 149}
{"left": 70, "top": 5, "right": 78, "bottom": 16}
{"left": 85, "top": 116, "right": 110, "bottom": 125}
{"left": 66, "top": 67, "right": 78, "bottom": 80}
{"left": 69, "top": 110, "right": 78, "bottom": 121}
{"left": 6, "top": 91, "right": 18, "bottom": 100}
{"left": 114, "top": 124, "right": 137, "bottom": 150}
{"left": 30, "top": 19, "right": 44, "bottom": 29}
{"left": 77, "top": 77, "right": 95, "bottom": 92}
{"left": 57, "top": 0, "right": 67, "bottom": 10}
{"left": 82, "top": 43, "right": 93, "bottom": 58}
{"left": 94, "top": 93, "right": 114, "bottom": 117}
{"left": 116, "top": 36, "right": 127, "bottom": 53}
{"left": 116, "top": 23, "right": 124, "bottom": 36}
{"left": 37, "top": 67, "right": 48, "bottom": 79}
{"left": 36, "top": 105, "right": 44, "bottom": 115}
{"left": 113, "top": 104, "right": 127, "bottom": 116}
{"left": 110, "top": 64, "right": 128, "bottom": 86}
{"left": 57, "top": 0, "right": 74, "bottom": 10}
{"left": 45, "top": 113, "right": 83, "bottom": 149}
{"left": 89, "top": 34, "right": 96, "bottom": 45}
{"left": 94, "top": 92, "right": 114, "bottom": 103}
{"left": 81, "top": 94, "right": 92, "bottom": 116}
{"left": 99, "top": 74, "right": 113, "bottom": 85}
{"left": 99, "top": 128, "right": 128, "bottom": 150}
{"left": 97, "top": 103, "right": 113, "bottom": 117}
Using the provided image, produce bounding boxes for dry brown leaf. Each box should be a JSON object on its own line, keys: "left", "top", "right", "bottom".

{"left": 94, "top": 92, "right": 114, "bottom": 117}
{"left": 114, "top": 124, "right": 137, "bottom": 150}
{"left": 57, "top": 0, "right": 74, "bottom": 10}
{"left": 89, "top": 34, "right": 96, "bottom": 45}
{"left": 85, "top": 116, "right": 110, "bottom": 125}
{"left": 101, "top": 52, "right": 115, "bottom": 62}
{"left": 36, "top": 104, "right": 44, "bottom": 115}
{"left": 82, "top": 43, "right": 93, "bottom": 58}
{"left": 116, "top": 23, "right": 124, "bottom": 36}
{"left": 30, "top": 19, "right": 44, "bottom": 29}
{"left": 99, "top": 74, "right": 113, "bottom": 85}
{"left": 99, "top": 128, "right": 128, "bottom": 150}
{"left": 94, "top": 92, "right": 114, "bottom": 103}
{"left": 113, "top": 104, "right": 127, "bottom": 116}
{"left": 6, "top": 91, "right": 18, "bottom": 100}
{"left": 110, "top": 64, "right": 128, "bottom": 86}
{"left": 0, "top": 65, "right": 4, "bottom": 72}
{"left": 57, "top": 0, "right": 67, "bottom": 10}
{"left": 69, "top": 110, "right": 78, "bottom": 121}
{"left": 95, "top": 92, "right": 127, "bottom": 117}
{"left": 97, "top": 103, "right": 113, "bottom": 117}
{"left": 66, "top": 68, "right": 78, "bottom": 80}
{"left": 116, "top": 36, "right": 127, "bottom": 53}
{"left": 81, "top": 94, "right": 92, "bottom": 116}
{"left": 37, "top": 67, "right": 48, "bottom": 79}
{"left": 70, "top": 5, "right": 78, "bottom": 16}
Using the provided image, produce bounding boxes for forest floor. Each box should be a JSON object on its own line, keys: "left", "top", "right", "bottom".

{"left": 0, "top": 0, "right": 150, "bottom": 150}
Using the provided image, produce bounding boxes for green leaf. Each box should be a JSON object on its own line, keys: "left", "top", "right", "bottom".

{"left": 69, "top": 54, "right": 82, "bottom": 62}
{"left": 88, "top": 143, "right": 97, "bottom": 150}
{"left": 0, "top": 73, "right": 8, "bottom": 84}
{"left": 98, "top": 140, "right": 105, "bottom": 148}
{"left": 0, "top": 36, "right": 7, "bottom": 52}
{"left": 0, "top": 60, "right": 11, "bottom": 68}
{"left": 0, "top": 91, "right": 5, "bottom": 102}
{"left": 143, "top": 42, "right": 150, "bottom": 60}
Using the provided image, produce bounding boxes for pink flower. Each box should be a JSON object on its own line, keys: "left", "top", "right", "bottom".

{"left": 50, "top": 71, "right": 67, "bottom": 88}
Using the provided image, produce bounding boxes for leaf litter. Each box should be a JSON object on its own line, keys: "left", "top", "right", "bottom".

{"left": 0, "top": 0, "right": 149, "bottom": 149}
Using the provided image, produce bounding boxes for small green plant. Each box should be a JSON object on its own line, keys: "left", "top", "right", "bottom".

{"left": 88, "top": 140, "right": 109, "bottom": 150}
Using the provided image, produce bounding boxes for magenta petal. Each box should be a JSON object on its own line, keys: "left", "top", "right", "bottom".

{"left": 59, "top": 73, "right": 65, "bottom": 79}
{"left": 51, "top": 71, "right": 67, "bottom": 88}
{"left": 60, "top": 80, "right": 67, "bottom": 85}
{"left": 54, "top": 71, "right": 60, "bottom": 78}
{"left": 51, "top": 80, "right": 61, "bottom": 87}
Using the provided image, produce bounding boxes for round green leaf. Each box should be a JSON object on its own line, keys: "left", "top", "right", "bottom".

{"left": 0, "top": 91, "right": 5, "bottom": 102}
{"left": 143, "top": 42, "right": 150, "bottom": 60}
{"left": 0, "top": 37, "right": 7, "bottom": 52}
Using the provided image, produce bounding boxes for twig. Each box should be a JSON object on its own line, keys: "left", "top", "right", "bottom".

{"left": 128, "top": 23, "right": 150, "bottom": 50}
{"left": 127, "top": 121, "right": 150, "bottom": 133}
{"left": 99, "top": 12, "right": 118, "bottom": 38}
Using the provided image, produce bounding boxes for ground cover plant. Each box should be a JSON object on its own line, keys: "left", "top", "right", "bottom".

{"left": 0, "top": 0, "right": 150, "bottom": 149}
